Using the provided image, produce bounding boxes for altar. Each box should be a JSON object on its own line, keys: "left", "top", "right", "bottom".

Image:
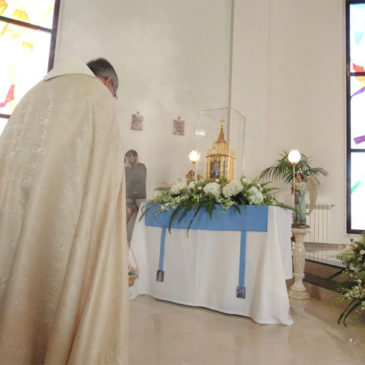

{"left": 129, "top": 205, "right": 293, "bottom": 325}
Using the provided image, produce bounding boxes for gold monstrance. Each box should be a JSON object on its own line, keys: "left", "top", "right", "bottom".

{"left": 206, "top": 119, "right": 236, "bottom": 181}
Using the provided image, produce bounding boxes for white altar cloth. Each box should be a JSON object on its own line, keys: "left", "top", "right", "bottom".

{"left": 129, "top": 206, "right": 293, "bottom": 325}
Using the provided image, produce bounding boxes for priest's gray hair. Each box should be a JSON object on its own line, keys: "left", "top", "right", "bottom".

{"left": 87, "top": 58, "right": 119, "bottom": 92}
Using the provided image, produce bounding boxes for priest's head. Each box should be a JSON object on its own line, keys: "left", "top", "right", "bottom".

{"left": 87, "top": 58, "right": 118, "bottom": 98}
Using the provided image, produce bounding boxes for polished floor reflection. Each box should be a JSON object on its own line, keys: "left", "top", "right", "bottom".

{"left": 130, "top": 294, "right": 365, "bottom": 365}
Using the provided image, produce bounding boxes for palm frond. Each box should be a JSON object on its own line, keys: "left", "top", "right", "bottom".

{"left": 260, "top": 151, "right": 328, "bottom": 184}
{"left": 342, "top": 300, "right": 362, "bottom": 326}
{"left": 187, "top": 206, "right": 202, "bottom": 232}
{"left": 337, "top": 299, "right": 356, "bottom": 325}
{"left": 327, "top": 268, "right": 346, "bottom": 281}
{"left": 168, "top": 205, "right": 185, "bottom": 232}
{"left": 178, "top": 204, "right": 194, "bottom": 223}
{"left": 139, "top": 205, "right": 152, "bottom": 222}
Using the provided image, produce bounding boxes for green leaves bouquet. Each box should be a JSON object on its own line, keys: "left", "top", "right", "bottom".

{"left": 331, "top": 234, "right": 365, "bottom": 326}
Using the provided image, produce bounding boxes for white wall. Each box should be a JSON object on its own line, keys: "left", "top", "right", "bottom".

{"left": 232, "top": 0, "right": 347, "bottom": 243}
{"left": 56, "top": 0, "right": 349, "bottom": 243}
{"left": 56, "top": 0, "right": 232, "bottom": 195}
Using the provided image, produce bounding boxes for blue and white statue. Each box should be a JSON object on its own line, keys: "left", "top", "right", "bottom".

{"left": 291, "top": 172, "right": 317, "bottom": 227}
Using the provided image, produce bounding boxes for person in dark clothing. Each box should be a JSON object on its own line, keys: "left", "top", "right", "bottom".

{"left": 124, "top": 149, "right": 147, "bottom": 244}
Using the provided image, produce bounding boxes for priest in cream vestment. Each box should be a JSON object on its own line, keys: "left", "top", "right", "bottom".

{"left": 0, "top": 59, "right": 128, "bottom": 364}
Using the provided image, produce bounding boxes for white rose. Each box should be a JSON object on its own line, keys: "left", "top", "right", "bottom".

{"left": 188, "top": 181, "right": 196, "bottom": 190}
{"left": 222, "top": 180, "right": 243, "bottom": 198}
{"left": 203, "top": 182, "right": 221, "bottom": 198}
{"left": 247, "top": 186, "right": 264, "bottom": 204}
{"left": 360, "top": 250, "right": 365, "bottom": 255}
{"left": 170, "top": 181, "right": 186, "bottom": 195}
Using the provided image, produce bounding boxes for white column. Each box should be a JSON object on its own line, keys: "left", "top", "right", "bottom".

{"left": 289, "top": 227, "right": 310, "bottom": 300}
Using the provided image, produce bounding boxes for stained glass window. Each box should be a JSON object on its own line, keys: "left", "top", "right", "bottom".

{"left": 347, "top": 1, "right": 365, "bottom": 232}
{"left": 0, "top": 0, "right": 55, "bottom": 28}
{"left": 349, "top": 3, "right": 365, "bottom": 72}
{"left": 350, "top": 76, "right": 365, "bottom": 149}
{"left": 351, "top": 152, "right": 365, "bottom": 230}
{"left": 0, "top": 21, "right": 51, "bottom": 115}
{"left": 0, "top": 0, "right": 59, "bottom": 136}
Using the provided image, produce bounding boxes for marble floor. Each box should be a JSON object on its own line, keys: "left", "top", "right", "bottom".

{"left": 130, "top": 293, "right": 365, "bottom": 365}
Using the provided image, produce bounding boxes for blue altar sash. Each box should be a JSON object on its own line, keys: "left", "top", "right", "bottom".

{"left": 144, "top": 203, "right": 269, "bottom": 298}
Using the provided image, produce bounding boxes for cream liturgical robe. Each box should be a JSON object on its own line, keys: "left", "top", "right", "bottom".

{"left": 0, "top": 61, "right": 128, "bottom": 364}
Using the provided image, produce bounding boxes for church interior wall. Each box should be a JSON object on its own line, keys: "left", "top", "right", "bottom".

{"left": 55, "top": 0, "right": 232, "bottom": 194}
{"left": 55, "top": 0, "right": 349, "bottom": 243}
{"left": 232, "top": 0, "right": 346, "bottom": 243}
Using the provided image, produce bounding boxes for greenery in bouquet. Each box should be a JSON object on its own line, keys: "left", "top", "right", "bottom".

{"left": 330, "top": 233, "right": 365, "bottom": 326}
{"left": 141, "top": 176, "right": 289, "bottom": 231}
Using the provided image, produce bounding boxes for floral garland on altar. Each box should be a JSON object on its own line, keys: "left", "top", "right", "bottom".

{"left": 141, "top": 177, "right": 289, "bottom": 230}
{"left": 331, "top": 234, "right": 365, "bottom": 326}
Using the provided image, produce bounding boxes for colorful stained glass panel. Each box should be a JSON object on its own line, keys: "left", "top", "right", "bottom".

{"left": 0, "top": 116, "right": 8, "bottom": 136}
{"left": 0, "top": 20, "right": 51, "bottom": 114}
{"left": 351, "top": 152, "right": 365, "bottom": 230}
{"left": 350, "top": 76, "right": 365, "bottom": 149}
{"left": 1, "top": 0, "right": 55, "bottom": 29}
{"left": 350, "top": 4, "right": 365, "bottom": 73}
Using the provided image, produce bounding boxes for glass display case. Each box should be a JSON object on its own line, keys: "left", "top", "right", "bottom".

{"left": 190, "top": 107, "right": 246, "bottom": 181}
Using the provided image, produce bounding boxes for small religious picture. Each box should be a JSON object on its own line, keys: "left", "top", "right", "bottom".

{"left": 131, "top": 111, "right": 143, "bottom": 131}
{"left": 209, "top": 160, "right": 220, "bottom": 179}
{"left": 173, "top": 116, "right": 185, "bottom": 136}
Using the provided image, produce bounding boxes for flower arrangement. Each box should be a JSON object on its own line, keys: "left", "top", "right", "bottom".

{"left": 142, "top": 177, "right": 288, "bottom": 231}
{"left": 330, "top": 233, "right": 365, "bottom": 326}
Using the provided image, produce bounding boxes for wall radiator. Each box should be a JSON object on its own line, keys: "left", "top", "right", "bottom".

{"left": 303, "top": 203, "right": 345, "bottom": 266}
{"left": 305, "top": 203, "right": 335, "bottom": 244}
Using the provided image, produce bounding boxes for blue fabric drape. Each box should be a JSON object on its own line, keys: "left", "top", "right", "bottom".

{"left": 145, "top": 203, "right": 269, "bottom": 298}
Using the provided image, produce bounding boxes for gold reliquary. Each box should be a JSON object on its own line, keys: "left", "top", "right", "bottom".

{"left": 206, "top": 119, "right": 236, "bottom": 181}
